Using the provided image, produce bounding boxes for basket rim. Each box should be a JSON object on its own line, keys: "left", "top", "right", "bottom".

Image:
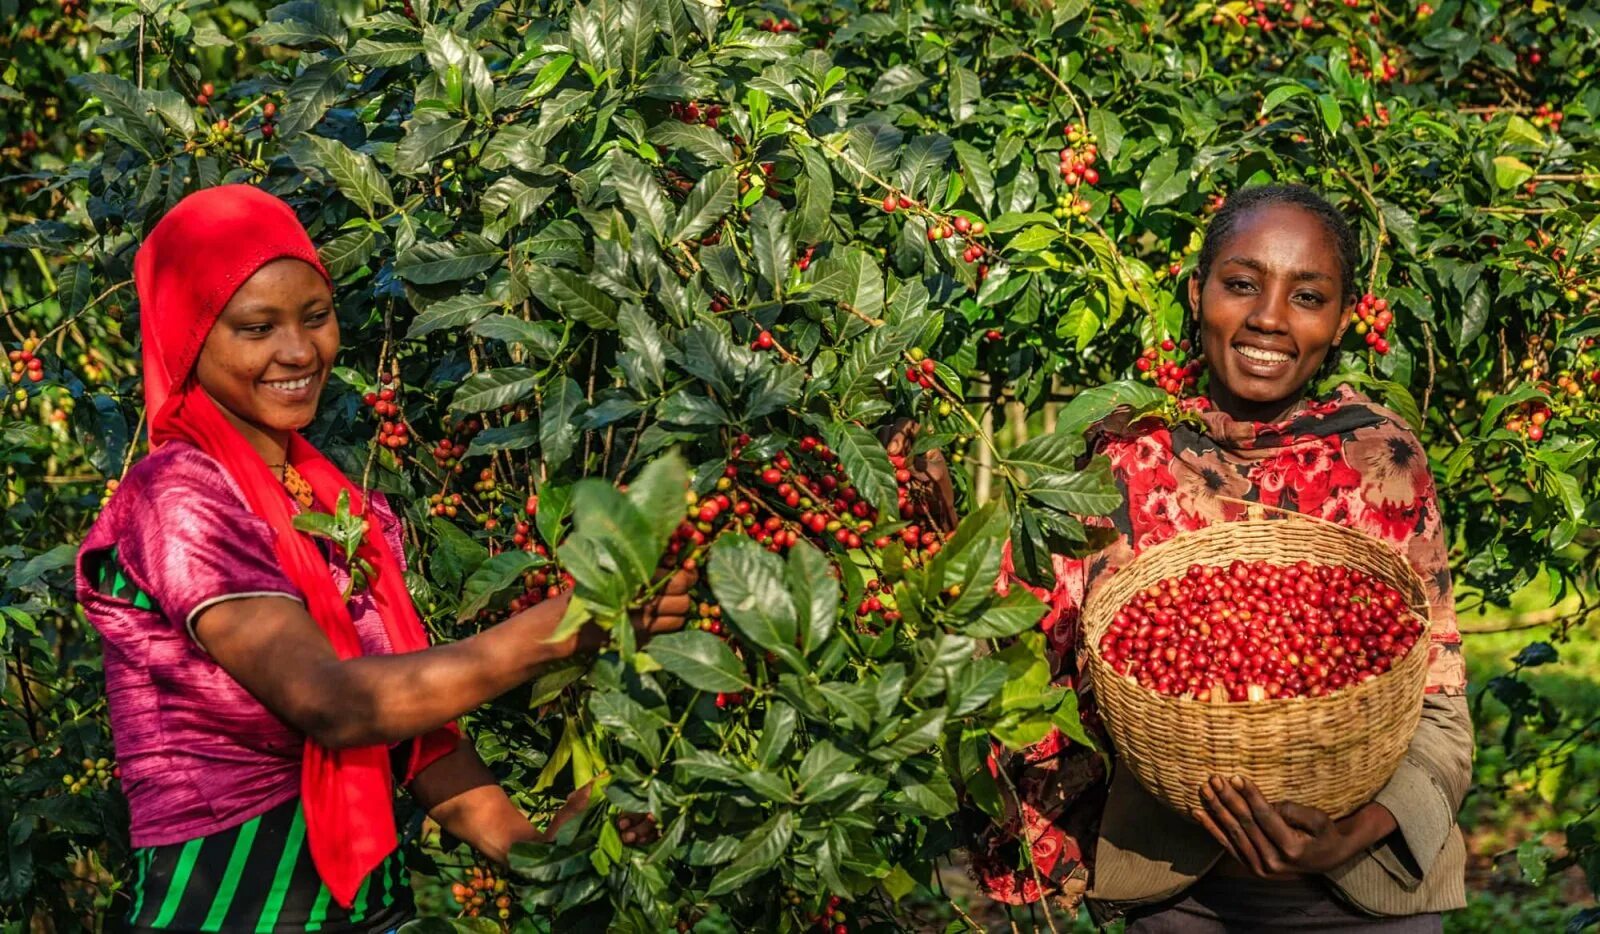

{"left": 1081, "top": 515, "right": 1435, "bottom": 709}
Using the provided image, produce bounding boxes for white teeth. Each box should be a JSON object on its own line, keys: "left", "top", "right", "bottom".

{"left": 1235, "top": 345, "right": 1292, "bottom": 364}
{"left": 265, "top": 376, "right": 313, "bottom": 391}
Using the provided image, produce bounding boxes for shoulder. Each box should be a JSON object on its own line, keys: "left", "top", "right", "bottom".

{"left": 114, "top": 441, "right": 250, "bottom": 512}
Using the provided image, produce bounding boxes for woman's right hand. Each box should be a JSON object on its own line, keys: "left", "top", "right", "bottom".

{"left": 630, "top": 565, "right": 697, "bottom": 639}
{"left": 883, "top": 418, "right": 958, "bottom": 532}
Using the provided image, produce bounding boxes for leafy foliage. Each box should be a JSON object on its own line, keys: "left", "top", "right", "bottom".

{"left": 3, "top": 0, "right": 1600, "bottom": 929}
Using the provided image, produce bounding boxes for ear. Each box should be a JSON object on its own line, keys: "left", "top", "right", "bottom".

{"left": 1187, "top": 273, "right": 1202, "bottom": 321}
{"left": 1333, "top": 295, "right": 1356, "bottom": 345}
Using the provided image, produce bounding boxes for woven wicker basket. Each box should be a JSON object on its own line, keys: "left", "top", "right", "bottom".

{"left": 1082, "top": 512, "right": 1432, "bottom": 819}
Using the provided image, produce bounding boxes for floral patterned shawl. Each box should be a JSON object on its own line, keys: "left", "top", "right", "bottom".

{"left": 973, "top": 384, "right": 1466, "bottom": 906}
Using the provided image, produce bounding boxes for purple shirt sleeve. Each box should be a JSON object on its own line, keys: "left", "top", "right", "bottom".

{"left": 97, "top": 444, "right": 305, "bottom": 637}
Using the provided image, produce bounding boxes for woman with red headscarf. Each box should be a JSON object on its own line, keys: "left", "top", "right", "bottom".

{"left": 75, "top": 185, "right": 691, "bottom": 932}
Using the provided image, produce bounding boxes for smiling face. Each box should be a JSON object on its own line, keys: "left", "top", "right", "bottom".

{"left": 1188, "top": 202, "right": 1354, "bottom": 422}
{"left": 193, "top": 258, "right": 338, "bottom": 460}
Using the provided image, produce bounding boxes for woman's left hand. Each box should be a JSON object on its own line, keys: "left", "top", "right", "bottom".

{"left": 1192, "top": 775, "right": 1395, "bottom": 876}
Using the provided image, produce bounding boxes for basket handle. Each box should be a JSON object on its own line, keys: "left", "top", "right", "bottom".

{"left": 1213, "top": 494, "right": 1336, "bottom": 528}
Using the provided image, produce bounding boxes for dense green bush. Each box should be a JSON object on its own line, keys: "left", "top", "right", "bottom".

{"left": 3, "top": 0, "right": 1600, "bottom": 929}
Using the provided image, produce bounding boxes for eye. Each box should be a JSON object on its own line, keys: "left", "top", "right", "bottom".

{"left": 1225, "top": 278, "right": 1257, "bottom": 293}
{"left": 307, "top": 309, "right": 334, "bottom": 325}
{"left": 1293, "top": 290, "right": 1327, "bottom": 306}
{"left": 241, "top": 323, "right": 273, "bottom": 336}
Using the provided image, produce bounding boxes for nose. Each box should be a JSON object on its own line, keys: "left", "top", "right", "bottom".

{"left": 274, "top": 324, "right": 320, "bottom": 369}
{"left": 1244, "top": 284, "right": 1292, "bottom": 334}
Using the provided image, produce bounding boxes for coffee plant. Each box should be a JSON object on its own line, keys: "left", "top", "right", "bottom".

{"left": 3, "top": 0, "right": 1600, "bottom": 929}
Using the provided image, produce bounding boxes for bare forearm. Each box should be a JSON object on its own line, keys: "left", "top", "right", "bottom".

{"left": 312, "top": 596, "right": 596, "bottom": 747}
{"left": 411, "top": 743, "right": 537, "bottom": 865}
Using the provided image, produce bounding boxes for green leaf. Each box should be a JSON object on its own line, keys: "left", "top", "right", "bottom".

{"left": 395, "top": 117, "right": 469, "bottom": 177}
{"left": 649, "top": 121, "right": 734, "bottom": 166}
{"left": 539, "top": 377, "right": 584, "bottom": 469}
{"left": 249, "top": 1, "right": 348, "bottom": 48}
{"left": 470, "top": 315, "right": 561, "bottom": 356}
{"left": 756, "top": 702, "right": 798, "bottom": 769}
{"left": 1259, "top": 82, "right": 1313, "bottom": 118}
{"left": 710, "top": 535, "right": 798, "bottom": 655}
{"left": 749, "top": 199, "right": 793, "bottom": 298}
{"left": 795, "top": 147, "right": 835, "bottom": 244}
{"left": 319, "top": 228, "right": 378, "bottom": 279}
{"left": 646, "top": 630, "right": 750, "bottom": 693}
{"left": 346, "top": 38, "right": 425, "bottom": 67}
{"left": 870, "top": 708, "right": 945, "bottom": 762}
{"left": 624, "top": 452, "right": 690, "bottom": 555}
{"left": 449, "top": 367, "right": 537, "bottom": 414}
{"left": 964, "top": 587, "right": 1046, "bottom": 639}
{"left": 672, "top": 168, "right": 738, "bottom": 243}
{"left": 395, "top": 235, "right": 502, "bottom": 284}
{"left": 947, "top": 66, "right": 980, "bottom": 124}
{"left": 705, "top": 812, "right": 793, "bottom": 896}
{"left": 1492, "top": 155, "right": 1536, "bottom": 191}
{"left": 786, "top": 540, "right": 839, "bottom": 654}
{"left": 868, "top": 65, "right": 926, "bottom": 105}
{"left": 457, "top": 551, "right": 547, "bottom": 622}
{"left": 1139, "top": 149, "right": 1187, "bottom": 208}
{"left": 526, "top": 265, "right": 619, "bottom": 329}
{"left": 1024, "top": 458, "right": 1122, "bottom": 516}
{"left": 1054, "top": 379, "right": 1168, "bottom": 436}
{"left": 292, "top": 137, "right": 394, "bottom": 217}
{"left": 611, "top": 152, "right": 673, "bottom": 244}
{"left": 276, "top": 60, "right": 346, "bottom": 138}
{"left": 423, "top": 25, "right": 496, "bottom": 116}
{"left": 821, "top": 422, "right": 899, "bottom": 519}
{"left": 482, "top": 177, "right": 557, "bottom": 237}
{"left": 407, "top": 294, "right": 501, "bottom": 339}
{"left": 952, "top": 140, "right": 996, "bottom": 213}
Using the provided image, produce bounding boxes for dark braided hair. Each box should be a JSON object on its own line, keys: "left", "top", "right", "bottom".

{"left": 1185, "top": 184, "right": 1362, "bottom": 383}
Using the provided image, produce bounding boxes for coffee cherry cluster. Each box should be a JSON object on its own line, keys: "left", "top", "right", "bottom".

{"left": 429, "top": 492, "right": 465, "bottom": 518}
{"left": 1100, "top": 560, "right": 1424, "bottom": 702}
{"left": 194, "top": 81, "right": 215, "bottom": 108}
{"left": 1058, "top": 123, "right": 1100, "bottom": 187}
{"left": 451, "top": 865, "right": 511, "bottom": 920}
{"left": 904, "top": 347, "right": 940, "bottom": 390}
{"left": 506, "top": 564, "right": 570, "bottom": 614}
{"left": 363, "top": 374, "right": 411, "bottom": 449}
{"left": 881, "top": 194, "right": 990, "bottom": 279}
{"left": 854, "top": 578, "right": 903, "bottom": 634}
{"left": 1135, "top": 340, "right": 1201, "bottom": 397}
{"left": 430, "top": 417, "right": 483, "bottom": 474}
{"left": 802, "top": 891, "right": 850, "bottom": 933}
{"left": 1210, "top": 0, "right": 1319, "bottom": 31}
{"left": 1346, "top": 43, "right": 1399, "bottom": 82}
{"left": 1503, "top": 401, "right": 1553, "bottom": 443}
{"left": 7, "top": 338, "right": 45, "bottom": 383}
{"left": 751, "top": 329, "right": 776, "bottom": 351}
{"left": 662, "top": 432, "right": 950, "bottom": 564}
{"left": 1352, "top": 292, "right": 1393, "bottom": 355}
{"left": 1530, "top": 101, "right": 1565, "bottom": 133}
{"left": 61, "top": 758, "right": 116, "bottom": 795}
{"left": 669, "top": 100, "right": 723, "bottom": 128}
{"left": 796, "top": 244, "right": 816, "bottom": 271}
{"left": 260, "top": 100, "right": 278, "bottom": 139}
{"left": 1354, "top": 102, "right": 1391, "bottom": 129}
{"left": 758, "top": 16, "right": 800, "bottom": 32}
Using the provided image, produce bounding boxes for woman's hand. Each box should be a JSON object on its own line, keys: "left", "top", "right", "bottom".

{"left": 629, "top": 565, "right": 697, "bottom": 640}
{"left": 538, "top": 781, "right": 660, "bottom": 847}
{"left": 1192, "top": 775, "right": 1397, "bottom": 876}
{"left": 883, "top": 418, "right": 958, "bottom": 532}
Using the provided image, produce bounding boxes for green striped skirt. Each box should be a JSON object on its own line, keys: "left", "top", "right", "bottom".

{"left": 125, "top": 796, "right": 411, "bottom": 933}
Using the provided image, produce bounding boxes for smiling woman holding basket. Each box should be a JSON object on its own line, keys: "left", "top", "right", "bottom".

{"left": 973, "top": 185, "right": 1470, "bottom": 931}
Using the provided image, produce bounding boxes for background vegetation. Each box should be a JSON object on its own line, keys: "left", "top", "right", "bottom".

{"left": 2, "top": 0, "right": 1598, "bottom": 930}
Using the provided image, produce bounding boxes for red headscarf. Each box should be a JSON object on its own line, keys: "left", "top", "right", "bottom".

{"left": 135, "top": 184, "right": 456, "bottom": 907}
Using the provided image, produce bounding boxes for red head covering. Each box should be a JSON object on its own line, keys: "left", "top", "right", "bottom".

{"left": 135, "top": 185, "right": 456, "bottom": 908}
